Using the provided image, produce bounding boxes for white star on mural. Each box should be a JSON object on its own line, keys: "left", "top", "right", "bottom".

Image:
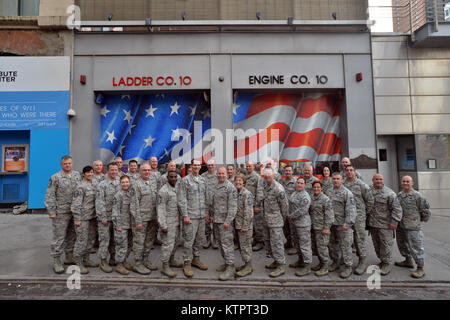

{"left": 189, "top": 106, "right": 197, "bottom": 116}
{"left": 232, "top": 103, "right": 240, "bottom": 115}
{"left": 123, "top": 109, "right": 132, "bottom": 124}
{"left": 121, "top": 94, "right": 131, "bottom": 100}
{"left": 170, "top": 102, "right": 181, "bottom": 116}
{"left": 128, "top": 124, "right": 136, "bottom": 135}
{"left": 144, "top": 135, "right": 156, "bottom": 148}
{"left": 100, "top": 105, "right": 110, "bottom": 117}
{"left": 145, "top": 105, "right": 157, "bottom": 118}
{"left": 202, "top": 108, "right": 211, "bottom": 119}
{"left": 106, "top": 130, "right": 117, "bottom": 144}
{"left": 171, "top": 127, "right": 181, "bottom": 140}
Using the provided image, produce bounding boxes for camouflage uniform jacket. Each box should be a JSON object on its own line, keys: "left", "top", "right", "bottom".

{"left": 157, "top": 183, "right": 180, "bottom": 230}
{"left": 112, "top": 188, "right": 141, "bottom": 229}
{"left": 281, "top": 176, "right": 298, "bottom": 198}
{"left": 368, "top": 185, "right": 403, "bottom": 229}
{"left": 344, "top": 178, "right": 374, "bottom": 217}
{"left": 160, "top": 172, "right": 181, "bottom": 186}
{"left": 209, "top": 179, "right": 238, "bottom": 225}
{"left": 95, "top": 177, "right": 120, "bottom": 222}
{"left": 245, "top": 170, "right": 263, "bottom": 207}
{"left": 178, "top": 174, "right": 207, "bottom": 219}
{"left": 288, "top": 190, "right": 311, "bottom": 227}
{"left": 261, "top": 180, "right": 289, "bottom": 228}
{"left": 45, "top": 170, "right": 82, "bottom": 215}
{"left": 329, "top": 185, "right": 357, "bottom": 227}
{"left": 71, "top": 180, "right": 96, "bottom": 221}
{"left": 309, "top": 192, "right": 334, "bottom": 230}
{"left": 305, "top": 176, "right": 320, "bottom": 196}
{"left": 235, "top": 187, "right": 254, "bottom": 230}
{"left": 134, "top": 176, "right": 158, "bottom": 221}
{"left": 398, "top": 189, "right": 431, "bottom": 230}
{"left": 321, "top": 177, "right": 333, "bottom": 197}
{"left": 201, "top": 171, "right": 218, "bottom": 207}
{"left": 92, "top": 173, "right": 105, "bottom": 187}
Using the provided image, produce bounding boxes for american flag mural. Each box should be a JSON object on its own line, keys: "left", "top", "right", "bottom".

{"left": 99, "top": 93, "right": 211, "bottom": 164}
{"left": 233, "top": 92, "right": 342, "bottom": 164}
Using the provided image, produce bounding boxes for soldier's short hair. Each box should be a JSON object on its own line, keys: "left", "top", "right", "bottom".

{"left": 129, "top": 159, "right": 138, "bottom": 165}
{"left": 312, "top": 180, "right": 323, "bottom": 188}
{"left": 167, "top": 170, "right": 177, "bottom": 177}
{"left": 120, "top": 175, "right": 130, "bottom": 182}
{"left": 285, "top": 165, "right": 293, "bottom": 171}
{"left": 106, "top": 162, "right": 119, "bottom": 171}
{"left": 297, "top": 177, "right": 306, "bottom": 184}
{"left": 345, "top": 165, "right": 355, "bottom": 171}
{"left": 234, "top": 173, "right": 247, "bottom": 184}
{"left": 226, "top": 164, "right": 235, "bottom": 169}
{"left": 61, "top": 155, "right": 72, "bottom": 161}
{"left": 82, "top": 165, "right": 94, "bottom": 174}
{"left": 332, "top": 171, "right": 342, "bottom": 177}
{"left": 263, "top": 167, "right": 274, "bottom": 175}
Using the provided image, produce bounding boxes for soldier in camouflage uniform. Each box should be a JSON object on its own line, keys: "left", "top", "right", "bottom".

{"left": 344, "top": 165, "right": 374, "bottom": 275}
{"left": 202, "top": 159, "right": 219, "bottom": 249}
{"left": 90, "top": 160, "right": 105, "bottom": 253}
{"left": 133, "top": 163, "right": 161, "bottom": 274}
{"left": 234, "top": 174, "right": 254, "bottom": 277}
{"left": 126, "top": 159, "right": 140, "bottom": 182}
{"left": 328, "top": 172, "right": 357, "bottom": 279}
{"left": 160, "top": 161, "right": 182, "bottom": 186}
{"left": 395, "top": 175, "right": 431, "bottom": 279}
{"left": 281, "top": 165, "right": 297, "bottom": 255}
{"left": 321, "top": 166, "right": 333, "bottom": 197}
{"left": 71, "top": 166, "right": 99, "bottom": 274}
{"left": 368, "top": 173, "right": 403, "bottom": 276}
{"left": 114, "top": 156, "right": 126, "bottom": 179}
{"left": 158, "top": 171, "right": 183, "bottom": 278}
{"left": 149, "top": 156, "right": 163, "bottom": 190}
{"left": 95, "top": 162, "right": 121, "bottom": 273}
{"left": 226, "top": 164, "right": 235, "bottom": 182}
{"left": 303, "top": 165, "right": 319, "bottom": 196}
{"left": 261, "top": 167, "right": 289, "bottom": 278}
{"left": 209, "top": 167, "right": 238, "bottom": 281}
{"left": 112, "top": 175, "right": 142, "bottom": 275}
{"left": 264, "top": 159, "right": 282, "bottom": 183}
{"left": 92, "top": 160, "right": 105, "bottom": 186}
{"left": 309, "top": 180, "right": 334, "bottom": 276}
{"left": 339, "top": 157, "right": 363, "bottom": 181}
{"left": 45, "top": 155, "right": 82, "bottom": 274}
{"left": 178, "top": 159, "right": 209, "bottom": 277}
{"left": 288, "top": 177, "right": 313, "bottom": 277}
{"left": 245, "top": 161, "right": 265, "bottom": 252}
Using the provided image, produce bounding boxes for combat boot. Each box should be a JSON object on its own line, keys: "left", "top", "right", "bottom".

{"left": 216, "top": 264, "right": 226, "bottom": 272}
{"left": 315, "top": 264, "right": 329, "bottom": 277}
{"left": 169, "top": 255, "right": 183, "bottom": 268}
{"left": 134, "top": 260, "right": 151, "bottom": 275}
{"left": 289, "top": 259, "right": 304, "bottom": 268}
{"left": 203, "top": 236, "right": 211, "bottom": 249}
{"left": 109, "top": 255, "right": 117, "bottom": 266}
{"left": 311, "top": 263, "right": 322, "bottom": 271}
{"left": 236, "top": 261, "right": 253, "bottom": 277}
{"left": 123, "top": 260, "right": 134, "bottom": 271}
{"left": 269, "top": 264, "right": 285, "bottom": 278}
{"left": 395, "top": 257, "right": 414, "bottom": 268}
{"left": 115, "top": 262, "right": 130, "bottom": 275}
{"left": 380, "top": 262, "right": 391, "bottom": 275}
{"left": 76, "top": 257, "right": 89, "bottom": 274}
{"left": 339, "top": 265, "right": 353, "bottom": 279}
{"left": 83, "top": 254, "right": 99, "bottom": 268}
{"left": 219, "top": 265, "right": 235, "bottom": 281}
{"left": 235, "top": 264, "right": 245, "bottom": 272}
{"left": 183, "top": 261, "right": 193, "bottom": 278}
{"left": 191, "top": 256, "right": 208, "bottom": 270}
{"left": 161, "top": 262, "right": 176, "bottom": 278}
{"left": 212, "top": 239, "right": 219, "bottom": 250}
{"left": 328, "top": 260, "right": 341, "bottom": 272}
{"left": 100, "top": 259, "right": 113, "bottom": 273}
{"left": 265, "top": 260, "right": 278, "bottom": 269}
{"left": 252, "top": 242, "right": 263, "bottom": 252}
{"left": 411, "top": 267, "right": 425, "bottom": 279}
{"left": 53, "top": 257, "right": 64, "bottom": 274}
{"left": 143, "top": 255, "right": 158, "bottom": 270}
{"left": 64, "top": 251, "right": 76, "bottom": 265}
{"left": 354, "top": 256, "right": 367, "bottom": 275}
{"left": 295, "top": 264, "right": 311, "bottom": 277}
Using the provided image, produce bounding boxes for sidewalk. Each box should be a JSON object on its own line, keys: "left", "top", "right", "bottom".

{"left": 0, "top": 213, "right": 449, "bottom": 284}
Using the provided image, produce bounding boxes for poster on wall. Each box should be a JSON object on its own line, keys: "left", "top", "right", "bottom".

{"left": 2, "top": 144, "right": 28, "bottom": 172}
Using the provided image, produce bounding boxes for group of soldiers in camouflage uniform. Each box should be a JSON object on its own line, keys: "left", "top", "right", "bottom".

{"left": 45, "top": 155, "right": 431, "bottom": 280}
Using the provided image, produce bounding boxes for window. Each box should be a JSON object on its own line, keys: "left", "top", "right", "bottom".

{"left": 396, "top": 135, "right": 416, "bottom": 171}
{"left": 417, "top": 134, "right": 450, "bottom": 170}
{"left": 0, "top": 0, "right": 39, "bottom": 17}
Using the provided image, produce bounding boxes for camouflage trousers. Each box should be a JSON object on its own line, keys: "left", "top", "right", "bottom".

{"left": 114, "top": 228, "right": 133, "bottom": 263}
{"left": 353, "top": 212, "right": 367, "bottom": 258}
{"left": 263, "top": 226, "right": 286, "bottom": 265}
{"left": 73, "top": 218, "right": 96, "bottom": 258}
{"left": 205, "top": 219, "right": 219, "bottom": 243}
{"left": 213, "top": 223, "right": 234, "bottom": 265}
{"left": 329, "top": 225, "right": 354, "bottom": 267}
{"left": 160, "top": 222, "right": 180, "bottom": 263}
{"left": 97, "top": 221, "right": 115, "bottom": 260}
{"left": 290, "top": 223, "right": 313, "bottom": 265}
{"left": 311, "top": 229, "right": 331, "bottom": 265}
{"left": 396, "top": 227, "right": 425, "bottom": 267}
{"left": 90, "top": 217, "right": 99, "bottom": 248}
{"left": 50, "top": 213, "right": 76, "bottom": 257}
{"left": 236, "top": 228, "right": 253, "bottom": 263}
{"left": 370, "top": 227, "right": 394, "bottom": 264}
{"left": 252, "top": 210, "right": 265, "bottom": 244}
{"left": 183, "top": 218, "right": 206, "bottom": 262}
{"left": 133, "top": 219, "right": 158, "bottom": 261}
